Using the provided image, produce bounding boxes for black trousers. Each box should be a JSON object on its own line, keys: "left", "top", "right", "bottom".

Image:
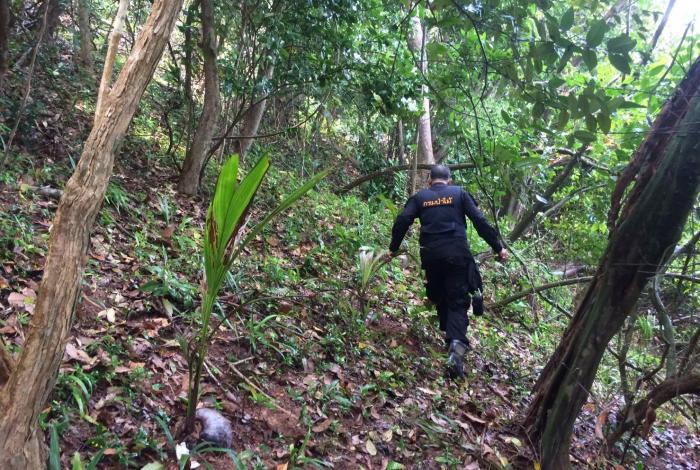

{"left": 424, "top": 260, "right": 471, "bottom": 344}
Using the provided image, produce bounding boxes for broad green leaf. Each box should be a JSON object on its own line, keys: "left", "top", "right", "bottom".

{"left": 582, "top": 49, "right": 597, "bottom": 71}
{"left": 598, "top": 112, "right": 612, "bottom": 133}
{"left": 557, "top": 46, "right": 574, "bottom": 72}
{"left": 206, "top": 154, "right": 270, "bottom": 284}
{"left": 609, "top": 53, "right": 631, "bottom": 74}
{"left": 556, "top": 110, "right": 570, "bottom": 130}
{"left": 574, "top": 129, "right": 596, "bottom": 143}
{"left": 585, "top": 114, "right": 597, "bottom": 132}
{"left": 618, "top": 100, "right": 645, "bottom": 109}
{"left": 586, "top": 20, "right": 608, "bottom": 48}
{"left": 606, "top": 34, "right": 636, "bottom": 54}
{"left": 560, "top": 8, "right": 574, "bottom": 31}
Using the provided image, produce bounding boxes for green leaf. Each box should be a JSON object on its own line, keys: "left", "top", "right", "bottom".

{"left": 574, "top": 130, "right": 596, "bottom": 143}
{"left": 560, "top": 8, "right": 574, "bottom": 31}
{"left": 49, "top": 426, "right": 61, "bottom": 470}
{"left": 500, "top": 109, "right": 511, "bottom": 123}
{"left": 597, "top": 112, "right": 612, "bottom": 133}
{"left": 71, "top": 453, "right": 85, "bottom": 470}
{"left": 582, "top": 49, "right": 597, "bottom": 71}
{"left": 555, "top": 110, "right": 570, "bottom": 130}
{"left": 585, "top": 114, "right": 597, "bottom": 132}
{"left": 606, "top": 34, "right": 636, "bottom": 54}
{"left": 206, "top": 154, "right": 270, "bottom": 287}
{"left": 586, "top": 20, "right": 608, "bottom": 48}
{"left": 609, "top": 53, "right": 631, "bottom": 74}
{"left": 618, "top": 100, "right": 645, "bottom": 109}
{"left": 557, "top": 46, "right": 574, "bottom": 72}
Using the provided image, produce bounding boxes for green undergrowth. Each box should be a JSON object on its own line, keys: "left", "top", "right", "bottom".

{"left": 1, "top": 159, "right": 690, "bottom": 468}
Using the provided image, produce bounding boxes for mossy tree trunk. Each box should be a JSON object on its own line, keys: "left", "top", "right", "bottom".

{"left": 0, "top": 1, "right": 183, "bottom": 467}
{"left": 524, "top": 57, "right": 700, "bottom": 469}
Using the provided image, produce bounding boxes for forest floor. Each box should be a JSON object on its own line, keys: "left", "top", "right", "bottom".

{"left": 1, "top": 148, "right": 698, "bottom": 470}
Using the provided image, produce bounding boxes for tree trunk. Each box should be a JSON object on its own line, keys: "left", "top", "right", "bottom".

{"left": 524, "top": 57, "right": 700, "bottom": 470}
{"left": 76, "top": 0, "right": 93, "bottom": 68}
{"left": 0, "top": 1, "right": 183, "bottom": 467}
{"left": 0, "top": 0, "right": 9, "bottom": 82}
{"left": 408, "top": 16, "right": 434, "bottom": 190}
{"left": 231, "top": 63, "right": 274, "bottom": 161}
{"left": 509, "top": 154, "right": 579, "bottom": 242}
{"left": 177, "top": 0, "right": 220, "bottom": 195}
{"left": 43, "top": 0, "right": 63, "bottom": 39}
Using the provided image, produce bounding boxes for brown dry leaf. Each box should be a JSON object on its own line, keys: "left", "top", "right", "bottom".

{"left": 261, "top": 407, "right": 304, "bottom": 438}
{"left": 312, "top": 419, "right": 333, "bottom": 433}
{"left": 64, "top": 343, "right": 97, "bottom": 366}
{"left": 595, "top": 409, "right": 609, "bottom": 439}
{"left": 462, "top": 459, "right": 480, "bottom": 470}
{"left": 7, "top": 292, "right": 26, "bottom": 308}
{"left": 275, "top": 464, "right": 288, "bottom": 470}
{"left": 161, "top": 225, "right": 175, "bottom": 240}
{"left": 365, "top": 438, "right": 377, "bottom": 456}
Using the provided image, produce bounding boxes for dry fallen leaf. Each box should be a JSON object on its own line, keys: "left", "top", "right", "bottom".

{"left": 595, "top": 409, "right": 609, "bottom": 439}
{"left": 312, "top": 419, "right": 333, "bottom": 433}
{"left": 365, "top": 438, "right": 377, "bottom": 456}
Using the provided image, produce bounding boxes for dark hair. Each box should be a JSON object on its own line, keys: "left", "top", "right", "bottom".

{"left": 430, "top": 164, "right": 451, "bottom": 180}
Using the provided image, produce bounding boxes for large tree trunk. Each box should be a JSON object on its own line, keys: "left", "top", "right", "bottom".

{"left": 76, "top": 0, "right": 93, "bottom": 68}
{"left": 524, "top": 57, "right": 700, "bottom": 469}
{"left": 408, "top": 16, "right": 434, "bottom": 191}
{"left": 177, "top": 0, "right": 220, "bottom": 195}
{"left": 43, "top": 0, "right": 63, "bottom": 39}
{"left": 0, "top": 1, "right": 183, "bottom": 467}
{"left": 231, "top": 63, "right": 275, "bottom": 161}
{"left": 0, "top": 0, "right": 9, "bottom": 82}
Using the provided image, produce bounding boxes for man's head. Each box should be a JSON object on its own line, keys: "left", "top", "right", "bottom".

{"left": 429, "top": 164, "right": 451, "bottom": 185}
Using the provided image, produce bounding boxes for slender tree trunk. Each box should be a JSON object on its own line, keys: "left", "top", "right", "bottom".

{"left": 0, "top": 1, "right": 183, "bottom": 467}
{"left": 177, "top": 0, "right": 220, "bottom": 195}
{"left": 397, "top": 120, "right": 405, "bottom": 164}
{"left": 509, "top": 154, "right": 579, "bottom": 241}
{"left": 76, "top": 0, "right": 93, "bottom": 68}
{"left": 408, "top": 16, "right": 434, "bottom": 189}
{"left": 0, "top": 0, "right": 9, "bottom": 82}
{"left": 231, "top": 63, "right": 274, "bottom": 161}
{"left": 524, "top": 57, "right": 700, "bottom": 470}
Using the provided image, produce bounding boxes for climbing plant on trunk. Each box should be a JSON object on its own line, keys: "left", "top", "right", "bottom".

{"left": 523, "top": 56, "right": 700, "bottom": 470}
{"left": 0, "top": 1, "right": 184, "bottom": 467}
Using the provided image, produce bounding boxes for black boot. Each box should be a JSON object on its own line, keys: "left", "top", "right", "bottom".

{"left": 446, "top": 339, "right": 468, "bottom": 380}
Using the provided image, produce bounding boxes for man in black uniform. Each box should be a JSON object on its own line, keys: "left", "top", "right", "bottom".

{"left": 389, "top": 165, "right": 508, "bottom": 379}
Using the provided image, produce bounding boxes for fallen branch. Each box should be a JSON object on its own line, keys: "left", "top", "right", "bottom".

{"left": 340, "top": 163, "right": 476, "bottom": 193}
{"left": 488, "top": 276, "right": 594, "bottom": 310}
{"left": 606, "top": 373, "right": 700, "bottom": 447}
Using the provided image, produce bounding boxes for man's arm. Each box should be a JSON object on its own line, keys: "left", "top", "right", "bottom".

{"left": 389, "top": 196, "right": 419, "bottom": 253}
{"left": 462, "top": 191, "right": 506, "bottom": 255}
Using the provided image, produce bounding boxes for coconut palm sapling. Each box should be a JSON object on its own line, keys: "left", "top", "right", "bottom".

{"left": 185, "top": 154, "right": 330, "bottom": 429}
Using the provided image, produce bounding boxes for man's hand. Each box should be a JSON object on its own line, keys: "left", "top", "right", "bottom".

{"left": 497, "top": 248, "right": 509, "bottom": 262}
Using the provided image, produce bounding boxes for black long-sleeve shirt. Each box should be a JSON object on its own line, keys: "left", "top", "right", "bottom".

{"left": 389, "top": 183, "right": 503, "bottom": 264}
